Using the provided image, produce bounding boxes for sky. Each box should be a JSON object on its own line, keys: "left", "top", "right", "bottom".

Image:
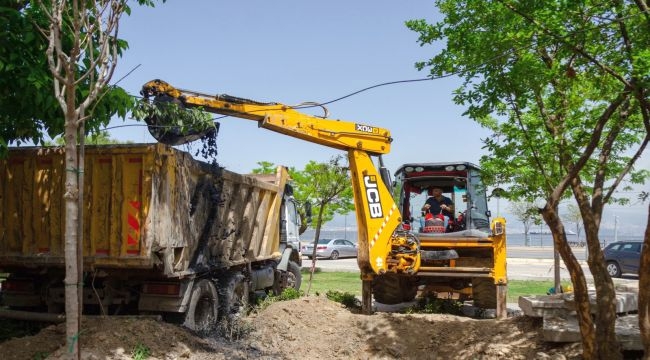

{"left": 106, "top": 0, "right": 648, "bottom": 236}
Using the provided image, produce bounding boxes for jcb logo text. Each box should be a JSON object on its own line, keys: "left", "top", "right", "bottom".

{"left": 364, "top": 175, "right": 383, "bottom": 218}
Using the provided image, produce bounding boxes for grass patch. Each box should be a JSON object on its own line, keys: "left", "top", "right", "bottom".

{"left": 255, "top": 287, "right": 302, "bottom": 311}
{"left": 131, "top": 343, "right": 150, "bottom": 360}
{"left": 300, "top": 270, "right": 361, "bottom": 296}
{"left": 299, "top": 271, "right": 571, "bottom": 303}
{"left": 405, "top": 297, "right": 464, "bottom": 315}
{"left": 507, "top": 280, "right": 572, "bottom": 302}
{"left": 325, "top": 290, "right": 361, "bottom": 310}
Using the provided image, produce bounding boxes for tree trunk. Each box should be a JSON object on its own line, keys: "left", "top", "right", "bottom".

{"left": 541, "top": 205, "right": 596, "bottom": 359}
{"left": 306, "top": 204, "right": 326, "bottom": 295}
{"left": 584, "top": 221, "right": 621, "bottom": 359}
{"left": 639, "top": 203, "right": 650, "bottom": 357}
{"left": 64, "top": 125, "right": 81, "bottom": 359}
{"left": 571, "top": 181, "right": 621, "bottom": 359}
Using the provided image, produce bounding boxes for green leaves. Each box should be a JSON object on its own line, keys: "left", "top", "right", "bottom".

{"left": 0, "top": 1, "right": 160, "bottom": 156}
{"left": 252, "top": 156, "right": 355, "bottom": 230}
{"left": 408, "top": 0, "right": 649, "bottom": 208}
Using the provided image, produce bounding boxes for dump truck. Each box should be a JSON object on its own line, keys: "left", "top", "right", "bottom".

{"left": 137, "top": 79, "right": 508, "bottom": 317}
{"left": 0, "top": 143, "right": 303, "bottom": 330}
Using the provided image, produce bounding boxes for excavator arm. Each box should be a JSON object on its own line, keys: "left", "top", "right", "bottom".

{"left": 140, "top": 79, "right": 420, "bottom": 276}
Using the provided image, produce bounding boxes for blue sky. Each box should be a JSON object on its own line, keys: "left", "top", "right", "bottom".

{"left": 108, "top": 0, "right": 648, "bottom": 236}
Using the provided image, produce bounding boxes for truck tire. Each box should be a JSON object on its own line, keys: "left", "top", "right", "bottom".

{"left": 372, "top": 274, "right": 417, "bottom": 304}
{"left": 472, "top": 278, "right": 497, "bottom": 309}
{"left": 287, "top": 261, "right": 302, "bottom": 291}
{"left": 183, "top": 279, "right": 219, "bottom": 332}
{"left": 219, "top": 273, "right": 250, "bottom": 321}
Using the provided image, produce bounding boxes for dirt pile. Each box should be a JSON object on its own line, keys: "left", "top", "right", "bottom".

{"left": 0, "top": 296, "right": 582, "bottom": 359}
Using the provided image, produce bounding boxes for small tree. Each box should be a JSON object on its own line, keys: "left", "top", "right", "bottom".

{"left": 509, "top": 201, "right": 539, "bottom": 246}
{"left": 563, "top": 203, "right": 584, "bottom": 243}
{"left": 37, "top": 1, "right": 158, "bottom": 358}
{"left": 298, "top": 156, "right": 354, "bottom": 294}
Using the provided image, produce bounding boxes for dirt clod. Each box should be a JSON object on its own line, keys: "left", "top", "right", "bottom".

{"left": 0, "top": 296, "right": 582, "bottom": 359}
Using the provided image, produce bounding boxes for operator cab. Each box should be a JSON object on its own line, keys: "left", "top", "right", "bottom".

{"left": 393, "top": 162, "right": 491, "bottom": 235}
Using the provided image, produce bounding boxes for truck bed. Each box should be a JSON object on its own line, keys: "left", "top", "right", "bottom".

{"left": 0, "top": 144, "right": 286, "bottom": 277}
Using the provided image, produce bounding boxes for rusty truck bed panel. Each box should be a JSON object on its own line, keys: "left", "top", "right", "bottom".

{"left": 0, "top": 144, "right": 285, "bottom": 276}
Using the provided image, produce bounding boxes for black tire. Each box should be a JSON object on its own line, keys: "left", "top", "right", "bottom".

{"left": 287, "top": 261, "right": 302, "bottom": 291}
{"left": 472, "top": 278, "right": 497, "bottom": 309}
{"left": 606, "top": 261, "right": 622, "bottom": 278}
{"left": 372, "top": 274, "right": 417, "bottom": 305}
{"left": 183, "top": 279, "right": 219, "bottom": 332}
{"left": 218, "top": 273, "right": 250, "bottom": 321}
{"left": 329, "top": 250, "right": 340, "bottom": 260}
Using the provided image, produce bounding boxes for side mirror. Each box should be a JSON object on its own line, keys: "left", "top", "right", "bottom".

{"left": 304, "top": 202, "right": 312, "bottom": 224}
{"left": 493, "top": 219, "right": 505, "bottom": 236}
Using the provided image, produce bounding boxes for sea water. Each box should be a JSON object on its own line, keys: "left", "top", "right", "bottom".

{"left": 302, "top": 230, "right": 644, "bottom": 247}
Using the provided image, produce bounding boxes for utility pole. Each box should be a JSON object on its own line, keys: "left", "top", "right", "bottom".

{"left": 614, "top": 215, "right": 618, "bottom": 244}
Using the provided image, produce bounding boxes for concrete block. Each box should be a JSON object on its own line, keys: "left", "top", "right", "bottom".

{"left": 615, "top": 315, "right": 643, "bottom": 351}
{"left": 543, "top": 315, "right": 581, "bottom": 342}
{"left": 563, "top": 291, "right": 638, "bottom": 314}
{"left": 518, "top": 295, "right": 572, "bottom": 318}
{"left": 613, "top": 279, "right": 639, "bottom": 294}
{"left": 543, "top": 314, "right": 641, "bottom": 350}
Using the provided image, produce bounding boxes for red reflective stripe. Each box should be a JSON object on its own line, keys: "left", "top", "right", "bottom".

{"left": 127, "top": 214, "right": 139, "bottom": 231}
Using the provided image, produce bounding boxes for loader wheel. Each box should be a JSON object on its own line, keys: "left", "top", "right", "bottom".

{"left": 184, "top": 279, "right": 219, "bottom": 332}
{"left": 219, "top": 273, "right": 250, "bottom": 321}
{"left": 372, "top": 274, "right": 418, "bottom": 305}
{"left": 287, "top": 261, "right": 302, "bottom": 291}
{"left": 472, "top": 278, "right": 497, "bottom": 309}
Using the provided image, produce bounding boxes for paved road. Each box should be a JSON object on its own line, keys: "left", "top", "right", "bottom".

{"left": 300, "top": 245, "right": 606, "bottom": 281}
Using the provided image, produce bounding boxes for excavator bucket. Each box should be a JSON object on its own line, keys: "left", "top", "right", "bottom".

{"left": 142, "top": 95, "right": 218, "bottom": 146}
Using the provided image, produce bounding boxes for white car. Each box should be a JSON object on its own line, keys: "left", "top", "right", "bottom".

{"left": 302, "top": 238, "right": 358, "bottom": 260}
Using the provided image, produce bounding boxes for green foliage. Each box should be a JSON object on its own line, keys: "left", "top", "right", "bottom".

{"left": 275, "top": 287, "right": 302, "bottom": 301}
{"left": 47, "top": 130, "right": 130, "bottom": 146}
{"left": 292, "top": 155, "right": 355, "bottom": 229}
{"left": 255, "top": 287, "right": 303, "bottom": 311}
{"left": 325, "top": 290, "right": 361, "bottom": 310}
{"left": 404, "top": 297, "right": 464, "bottom": 315}
{"left": 408, "top": 1, "right": 648, "bottom": 211}
{"left": 131, "top": 343, "right": 150, "bottom": 360}
{"left": 0, "top": 2, "right": 158, "bottom": 156}
{"left": 131, "top": 100, "right": 215, "bottom": 134}
{"left": 251, "top": 161, "right": 277, "bottom": 174}
{"left": 252, "top": 156, "right": 355, "bottom": 232}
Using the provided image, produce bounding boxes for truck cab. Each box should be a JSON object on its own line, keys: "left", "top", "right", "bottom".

{"left": 280, "top": 186, "right": 303, "bottom": 260}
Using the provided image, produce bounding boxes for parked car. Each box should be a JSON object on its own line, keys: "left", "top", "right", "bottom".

{"left": 603, "top": 241, "right": 643, "bottom": 277}
{"left": 302, "top": 238, "right": 358, "bottom": 260}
